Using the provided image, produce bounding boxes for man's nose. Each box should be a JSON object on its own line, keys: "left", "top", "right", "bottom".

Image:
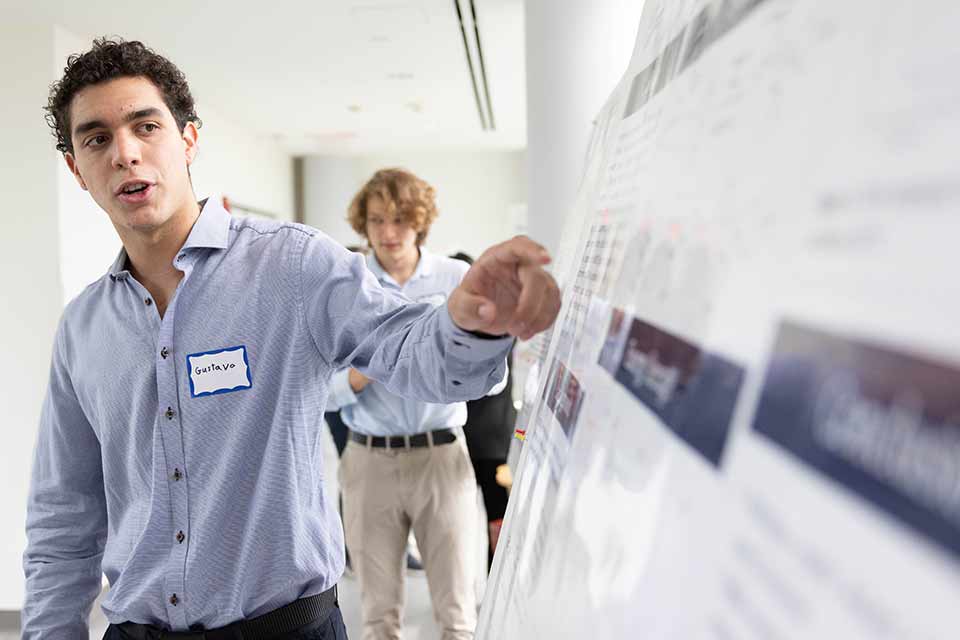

{"left": 111, "top": 131, "right": 142, "bottom": 170}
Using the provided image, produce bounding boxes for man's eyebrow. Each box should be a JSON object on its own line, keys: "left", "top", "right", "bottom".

{"left": 124, "top": 107, "right": 163, "bottom": 123}
{"left": 73, "top": 107, "right": 164, "bottom": 138}
{"left": 73, "top": 119, "right": 107, "bottom": 137}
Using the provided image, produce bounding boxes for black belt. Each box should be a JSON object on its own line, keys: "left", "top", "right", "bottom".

{"left": 349, "top": 427, "right": 457, "bottom": 449}
{"left": 115, "top": 584, "right": 337, "bottom": 640}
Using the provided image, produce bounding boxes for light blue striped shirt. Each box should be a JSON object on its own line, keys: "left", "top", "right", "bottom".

{"left": 22, "top": 198, "right": 510, "bottom": 637}
{"left": 329, "top": 251, "right": 476, "bottom": 436}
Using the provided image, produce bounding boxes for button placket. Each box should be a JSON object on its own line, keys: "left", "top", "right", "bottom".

{"left": 154, "top": 265, "right": 192, "bottom": 629}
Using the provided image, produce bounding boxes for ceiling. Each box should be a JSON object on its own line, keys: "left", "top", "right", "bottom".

{"left": 12, "top": 0, "right": 527, "bottom": 155}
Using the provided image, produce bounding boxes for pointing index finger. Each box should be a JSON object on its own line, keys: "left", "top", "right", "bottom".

{"left": 488, "top": 236, "right": 552, "bottom": 267}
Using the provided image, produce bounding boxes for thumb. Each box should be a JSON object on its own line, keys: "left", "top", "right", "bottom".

{"left": 449, "top": 289, "right": 497, "bottom": 331}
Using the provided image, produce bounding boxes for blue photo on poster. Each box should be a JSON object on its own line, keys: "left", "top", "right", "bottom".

{"left": 545, "top": 359, "right": 586, "bottom": 440}
{"left": 753, "top": 321, "right": 960, "bottom": 559}
{"left": 601, "top": 312, "right": 745, "bottom": 467}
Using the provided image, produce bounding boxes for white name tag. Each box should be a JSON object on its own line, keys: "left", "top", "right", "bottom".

{"left": 186, "top": 345, "right": 252, "bottom": 398}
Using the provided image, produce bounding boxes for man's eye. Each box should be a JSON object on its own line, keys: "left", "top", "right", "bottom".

{"left": 86, "top": 135, "right": 108, "bottom": 148}
{"left": 139, "top": 123, "right": 159, "bottom": 133}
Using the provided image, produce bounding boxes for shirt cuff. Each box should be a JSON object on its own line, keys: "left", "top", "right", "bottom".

{"left": 329, "top": 369, "right": 359, "bottom": 409}
{"left": 440, "top": 304, "right": 514, "bottom": 362}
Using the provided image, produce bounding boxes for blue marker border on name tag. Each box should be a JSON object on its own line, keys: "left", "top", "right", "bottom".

{"left": 186, "top": 345, "right": 252, "bottom": 398}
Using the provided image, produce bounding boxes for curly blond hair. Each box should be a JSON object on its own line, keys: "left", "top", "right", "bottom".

{"left": 348, "top": 168, "right": 439, "bottom": 246}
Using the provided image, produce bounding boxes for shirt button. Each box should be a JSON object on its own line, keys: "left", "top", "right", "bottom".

{"left": 144, "top": 298, "right": 153, "bottom": 306}
{"left": 170, "top": 593, "right": 179, "bottom": 606}
{"left": 176, "top": 530, "right": 185, "bottom": 544}
{"left": 173, "top": 468, "right": 183, "bottom": 481}
{"left": 165, "top": 407, "right": 175, "bottom": 420}
{"left": 160, "top": 347, "right": 169, "bottom": 359}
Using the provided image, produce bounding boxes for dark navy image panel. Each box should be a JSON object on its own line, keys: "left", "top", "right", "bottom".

{"left": 753, "top": 321, "right": 960, "bottom": 560}
{"left": 603, "top": 313, "right": 745, "bottom": 468}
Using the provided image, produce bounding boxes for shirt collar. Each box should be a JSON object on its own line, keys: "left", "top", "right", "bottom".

{"left": 367, "top": 248, "right": 436, "bottom": 286}
{"left": 108, "top": 197, "right": 231, "bottom": 280}
{"left": 180, "top": 197, "right": 231, "bottom": 252}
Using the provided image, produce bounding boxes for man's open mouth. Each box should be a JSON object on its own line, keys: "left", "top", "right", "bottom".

{"left": 119, "top": 182, "right": 150, "bottom": 195}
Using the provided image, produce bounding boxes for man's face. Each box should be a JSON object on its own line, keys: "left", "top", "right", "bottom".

{"left": 365, "top": 195, "right": 419, "bottom": 264}
{"left": 64, "top": 76, "right": 198, "bottom": 235}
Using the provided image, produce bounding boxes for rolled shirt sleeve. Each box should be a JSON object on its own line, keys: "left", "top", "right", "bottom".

{"left": 300, "top": 232, "right": 512, "bottom": 405}
{"left": 327, "top": 368, "right": 359, "bottom": 411}
{"left": 22, "top": 321, "right": 107, "bottom": 639}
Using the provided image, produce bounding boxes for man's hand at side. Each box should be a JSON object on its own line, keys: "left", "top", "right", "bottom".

{"left": 348, "top": 368, "right": 371, "bottom": 393}
{"left": 447, "top": 236, "right": 561, "bottom": 341}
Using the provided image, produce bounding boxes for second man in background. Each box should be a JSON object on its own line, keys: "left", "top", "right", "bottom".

{"left": 329, "top": 169, "right": 498, "bottom": 640}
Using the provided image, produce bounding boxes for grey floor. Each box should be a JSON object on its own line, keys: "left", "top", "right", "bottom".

{"left": 6, "top": 424, "right": 486, "bottom": 639}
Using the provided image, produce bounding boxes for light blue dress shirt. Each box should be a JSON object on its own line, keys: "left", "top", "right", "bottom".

{"left": 22, "top": 198, "right": 510, "bottom": 637}
{"left": 329, "top": 251, "right": 480, "bottom": 436}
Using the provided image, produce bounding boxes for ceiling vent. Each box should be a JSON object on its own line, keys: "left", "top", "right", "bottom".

{"left": 453, "top": 0, "right": 495, "bottom": 131}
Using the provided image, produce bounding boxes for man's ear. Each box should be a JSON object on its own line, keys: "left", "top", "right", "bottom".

{"left": 64, "top": 152, "right": 88, "bottom": 191}
{"left": 183, "top": 121, "right": 199, "bottom": 166}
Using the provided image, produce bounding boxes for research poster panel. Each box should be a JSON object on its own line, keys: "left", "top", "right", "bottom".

{"left": 478, "top": 1, "right": 960, "bottom": 638}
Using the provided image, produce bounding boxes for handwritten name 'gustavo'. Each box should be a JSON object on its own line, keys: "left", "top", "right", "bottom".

{"left": 194, "top": 361, "right": 237, "bottom": 376}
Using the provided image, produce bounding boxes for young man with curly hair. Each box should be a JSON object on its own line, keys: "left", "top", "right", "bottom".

{"left": 329, "top": 169, "right": 497, "bottom": 640}
{"left": 23, "top": 39, "right": 560, "bottom": 639}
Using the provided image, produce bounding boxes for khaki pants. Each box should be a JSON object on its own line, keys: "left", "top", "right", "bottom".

{"left": 340, "top": 436, "right": 478, "bottom": 640}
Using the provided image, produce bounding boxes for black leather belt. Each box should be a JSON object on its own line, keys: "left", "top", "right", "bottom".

{"left": 115, "top": 584, "right": 337, "bottom": 639}
{"left": 349, "top": 427, "right": 457, "bottom": 449}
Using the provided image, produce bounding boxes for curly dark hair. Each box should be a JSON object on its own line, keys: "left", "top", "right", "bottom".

{"left": 45, "top": 37, "right": 201, "bottom": 154}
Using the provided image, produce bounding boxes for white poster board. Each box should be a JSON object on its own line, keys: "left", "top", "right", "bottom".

{"left": 478, "top": 1, "right": 960, "bottom": 638}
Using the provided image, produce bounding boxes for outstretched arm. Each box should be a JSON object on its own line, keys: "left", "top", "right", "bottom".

{"left": 301, "top": 233, "right": 560, "bottom": 404}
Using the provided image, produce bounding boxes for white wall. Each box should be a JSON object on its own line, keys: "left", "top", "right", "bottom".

{"left": 0, "top": 21, "right": 63, "bottom": 609}
{"left": 190, "top": 104, "right": 295, "bottom": 220}
{"left": 303, "top": 151, "right": 527, "bottom": 260}
{"left": 524, "top": 0, "right": 645, "bottom": 255}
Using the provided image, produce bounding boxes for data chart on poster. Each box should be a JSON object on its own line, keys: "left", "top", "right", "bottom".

{"left": 478, "top": 1, "right": 960, "bottom": 638}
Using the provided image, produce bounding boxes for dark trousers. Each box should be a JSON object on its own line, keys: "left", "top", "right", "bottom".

{"left": 103, "top": 607, "right": 348, "bottom": 640}
{"left": 471, "top": 458, "right": 509, "bottom": 569}
{"left": 325, "top": 411, "right": 349, "bottom": 458}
